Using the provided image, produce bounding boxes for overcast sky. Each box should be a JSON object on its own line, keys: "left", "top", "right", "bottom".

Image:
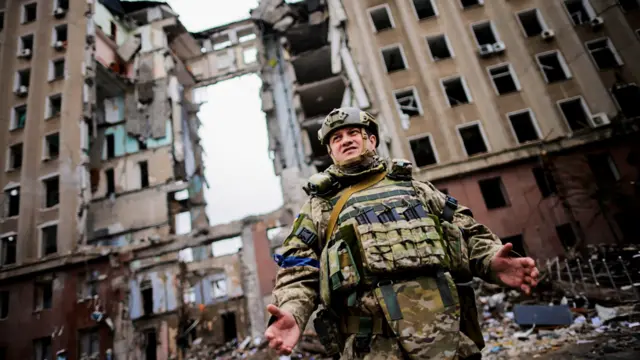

{"left": 166, "top": 0, "right": 284, "bottom": 225}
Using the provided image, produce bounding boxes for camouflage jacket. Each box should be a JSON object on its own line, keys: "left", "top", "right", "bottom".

{"left": 271, "top": 159, "right": 504, "bottom": 337}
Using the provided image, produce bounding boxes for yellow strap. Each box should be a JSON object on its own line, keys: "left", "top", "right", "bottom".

{"left": 325, "top": 170, "right": 388, "bottom": 244}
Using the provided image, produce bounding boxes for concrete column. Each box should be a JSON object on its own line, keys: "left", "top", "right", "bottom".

{"left": 240, "top": 221, "right": 266, "bottom": 338}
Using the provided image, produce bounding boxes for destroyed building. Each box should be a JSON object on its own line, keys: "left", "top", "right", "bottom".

{"left": 251, "top": 0, "right": 640, "bottom": 260}
{"left": 0, "top": 0, "right": 639, "bottom": 359}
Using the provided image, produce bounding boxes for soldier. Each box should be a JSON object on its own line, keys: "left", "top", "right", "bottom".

{"left": 264, "top": 107, "right": 539, "bottom": 359}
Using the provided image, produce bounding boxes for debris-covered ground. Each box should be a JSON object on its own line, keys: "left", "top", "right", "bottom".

{"left": 184, "top": 244, "right": 639, "bottom": 359}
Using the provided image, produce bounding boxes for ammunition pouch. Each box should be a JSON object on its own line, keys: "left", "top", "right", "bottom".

{"left": 328, "top": 240, "right": 360, "bottom": 294}
{"left": 354, "top": 213, "right": 449, "bottom": 275}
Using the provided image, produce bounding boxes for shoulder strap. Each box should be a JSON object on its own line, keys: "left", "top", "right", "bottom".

{"left": 325, "top": 171, "right": 388, "bottom": 244}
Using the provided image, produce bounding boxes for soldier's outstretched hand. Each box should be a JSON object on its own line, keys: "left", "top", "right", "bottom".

{"left": 264, "top": 304, "right": 301, "bottom": 355}
{"left": 490, "top": 243, "right": 540, "bottom": 295}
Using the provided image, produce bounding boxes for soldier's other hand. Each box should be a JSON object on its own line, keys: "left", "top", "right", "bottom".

{"left": 264, "top": 304, "right": 301, "bottom": 356}
{"left": 490, "top": 243, "right": 540, "bottom": 295}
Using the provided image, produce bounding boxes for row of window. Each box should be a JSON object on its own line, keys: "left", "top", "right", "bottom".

{"left": 383, "top": 34, "right": 624, "bottom": 80}
{"left": 406, "top": 95, "right": 607, "bottom": 168}
{"left": 368, "top": 0, "right": 640, "bottom": 36}
{"left": 445, "top": 151, "right": 620, "bottom": 211}
{"left": 0, "top": 225, "right": 57, "bottom": 267}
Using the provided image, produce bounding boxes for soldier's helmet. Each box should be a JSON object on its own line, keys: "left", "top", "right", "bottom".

{"left": 318, "top": 107, "right": 380, "bottom": 147}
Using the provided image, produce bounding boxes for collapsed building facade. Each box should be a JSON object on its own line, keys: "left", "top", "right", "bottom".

{"left": 0, "top": 0, "right": 639, "bottom": 359}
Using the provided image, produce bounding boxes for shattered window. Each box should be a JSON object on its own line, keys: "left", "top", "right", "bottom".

{"left": 517, "top": 9, "right": 545, "bottom": 37}
{"left": 413, "top": 0, "right": 437, "bottom": 20}
{"left": 564, "top": 0, "right": 594, "bottom": 25}
{"left": 478, "top": 177, "right": 509, "bottom": 209}
{"left": 45, "top": 133, "right": 60, "bottom": 159}
{"left": 12, "top": 105, "right": 27, "bottom": 130}
{"left": 586, "top": 38, "right": 623, "bottom": 70}
{"left": 369, "top": 5, "right": 394, "bottom": 32}
{"left": 41, "top": 225, "right": 58, "bottom": 256}
{"left": 489, "top": 64, "right": 519, "bottom": 95}
{"left": 442, "top": 76, "right": 471, "bottom": 107}
{"left": 78, "top": 328, "right": 100, "bottom": 358}
{"left": 1, "top": 235, "right": 17, "bottom": 266}
{"left": 34, "top": 280, "right": 53, "bottom": 310}
{"left": 43, "top": 176, "right": 59, "bottom": 208}
{"left": 47, "top": 94, "right": 62, "bottom": 118}
{"left": 8, "top": 143, "right": 23, "bottom": 170}
{"left": 426, "top": 34, "right": 452, "bottom": 61}
{"left": 409, "top": 135, "right": 438, "bottom": 167}
{"left": 394, "top": 89, "right": 422, "bottom": 118}
{"left": 381, "top": 45, "right": 407, "bottom": 73}
{"left": 536, "top": 51, "right": 571, "bottom": 83}
{"left": 22, "top": 3, "right": 37, "bottom": 24}
{"left": 472, "top": 21, "right": 498, "bottom": 46}
{"left": 458, "top": 123, "right": 488, "bottom": 156}
{"left": 508, "top": 110, "right": 540, "bottom": 144}
{"left": 212, "top": 278, "right": 228, "bottom": 298}
{"left": 558, "top": 97, "right": 591, "bottom": 131}
{"left": 5, "top": 187, "right": 20, "bottom": 218}
{"left": 33, "top": 337, "right": 51, "bottom": 360}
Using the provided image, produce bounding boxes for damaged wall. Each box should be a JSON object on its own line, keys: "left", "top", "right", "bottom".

{"left": 0, "top": 257, "right": 121, "bottom": 360}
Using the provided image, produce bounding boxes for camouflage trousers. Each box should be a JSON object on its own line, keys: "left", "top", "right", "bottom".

{"left": 339, "top": 333, "right": 480, "bottom": 360}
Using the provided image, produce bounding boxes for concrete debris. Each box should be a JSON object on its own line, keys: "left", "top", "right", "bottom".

{"left": 476, "top": 274, "right": 640, "bottom": 359}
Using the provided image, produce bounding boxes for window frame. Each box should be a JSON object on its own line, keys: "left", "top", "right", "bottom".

{"left": 562, "top": 0, "right": 596, "bottom": 26}
{"left": 38, "top": 221, "right": 59, "bottom": 258}
{"left": 367, "top": 4, "right": 396, "bottom": 33}
{"left": 535, "top": 50, "right": 573, "bottom": 83}
{"left": 456, "top": 120, "right": 491, "bottom": 157}
{"left": 486, "top": 62, "right": 521, "bottom": 95}
{"left": 6, "top": 142, "right": 23, "bottom": 171}
{"left": 392, "top": 86, "right": 424, "bottom": 119}
{"left": 440, "top": 75, "right": 473, "bottom": 107}
{"left": 3, "top": 184, "right": 20, "bottom": 219}
{"left": 42, "top": 132, "right": 61, "bottom": 161}
{"left": 0, "top": 232, "right": 18, "bottom": 267}
{"left": 40, "top": 173, "right": 60, "bottom": 209}
{"left": 585, "top": 37, "right": 624, "bottom": 70}
{"left": 556, "top": 95, "right": 593, "bottom": 132}
{"left": 506, "top": 108, "right": 543, "bottom": 144}
{"left": 425, "top": 33, "right": 455, "bottom": 62}
{"left": 46, "top": 94, "right": 63, "bottom": 119}
{"left": 21, "top": 2, "right": 38, "bottom": 24}
{"left": 49, "top": 58, "right": 66, "bottom": 81}
{"left": 411, "top": 0, "right": 439, "bottom": 21}
{"left": 10, "top": 104, "right": 27, "bottom": 131}
{"left": 460, "top": 0, "right": 485, "bottom": 10}
{"left": 515, "top": 8, "right": 549, "bottom": 38}
{"left": 379, "top": 43, "right": 409, "bottom": 73}
{"left": 407, "top": 133, "right": 440, "bottom": 168}
{"left": 470, "top": 20, "right": 500, "bottom": 48}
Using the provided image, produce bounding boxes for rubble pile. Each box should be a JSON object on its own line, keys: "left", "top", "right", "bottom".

{"left": 476, "top": 244, "right": 640, "bottom": 359}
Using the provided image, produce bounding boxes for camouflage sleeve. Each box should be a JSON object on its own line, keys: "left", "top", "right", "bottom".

{"left": 414, "top": 181, "right": 503, "bottom": 284}
{"left": 271, "top": 199, "right": 321, "bottom": 330}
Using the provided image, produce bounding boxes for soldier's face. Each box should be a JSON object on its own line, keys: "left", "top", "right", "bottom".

{"left": 328, "top": 127, "right": 376, "bottom": 162}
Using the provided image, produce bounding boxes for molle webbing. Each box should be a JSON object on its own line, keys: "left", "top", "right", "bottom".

{"left": 338, "top": 198, "right": 423, "bottom": 224}
{"left": 329, "top": 181, "right": 414, "bottom": 207}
